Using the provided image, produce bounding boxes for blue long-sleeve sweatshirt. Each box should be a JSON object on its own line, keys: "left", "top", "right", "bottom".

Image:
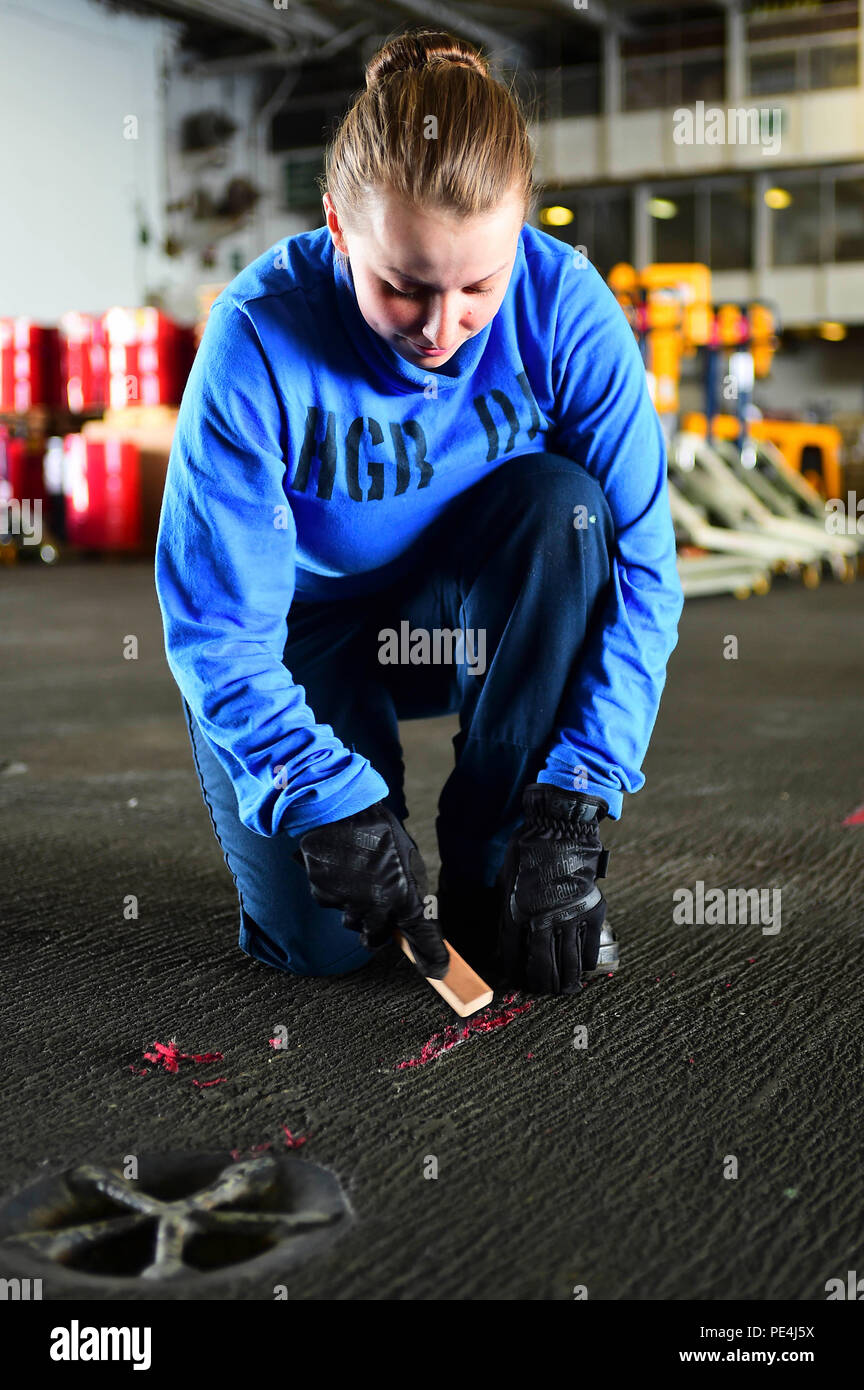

{"left": 154, "top": 222, "right": 684, "bottom": 836}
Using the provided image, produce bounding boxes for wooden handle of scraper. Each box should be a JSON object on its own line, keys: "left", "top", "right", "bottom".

{"left": 394, "top": 931, "right": 493, "bottom": 1018}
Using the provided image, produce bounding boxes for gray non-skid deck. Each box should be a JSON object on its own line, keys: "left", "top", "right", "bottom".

{"left": 1, "top": 562, "right": 862, "bottom": 1300}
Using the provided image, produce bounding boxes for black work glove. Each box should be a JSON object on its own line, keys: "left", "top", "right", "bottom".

{"left": 297, "top": 801, "right": 450, "bottom": 979}
{"left": 496, "top": 784, "right": 610, "bottom": 995}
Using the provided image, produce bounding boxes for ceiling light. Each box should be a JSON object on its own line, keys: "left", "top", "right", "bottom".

{"left": 647, "top": 197, "right": 678, "bottom": 220}
{"left": 540, "top": 205, "right": 575, "bottom": 227}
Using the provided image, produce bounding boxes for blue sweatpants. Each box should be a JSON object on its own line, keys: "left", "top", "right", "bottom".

{"left": 181, "top": 453, "right": 615, "bottom": 976}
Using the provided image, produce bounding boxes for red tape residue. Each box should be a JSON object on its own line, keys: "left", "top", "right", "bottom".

{"left": 395, "top": 994, "right": 533, "bottom": 1070}
{"left": 843, "top": 804, "right": 864, "bottom": 826}
{"left": 134, "top": 1039, "right": 225, "bottom": 1085}
{"left": 230, "top": 1143, "right": 274, "bottom": 1161}
{"left": 229, "top": 1132, "right": 307, "bottom": 1158}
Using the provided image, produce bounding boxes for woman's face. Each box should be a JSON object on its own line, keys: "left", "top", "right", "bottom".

{"left": 323, "top": 186, "right": 525, "bottom": 370}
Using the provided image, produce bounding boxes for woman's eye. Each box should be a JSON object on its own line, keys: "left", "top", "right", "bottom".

{"left": 386, "top": 283, "right": 494, "bottom": 299}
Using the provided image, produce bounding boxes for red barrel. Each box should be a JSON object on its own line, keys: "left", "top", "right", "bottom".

{"left": 58, "top": 312, "right": 109, "bottom": 412}
{"left": 63, "top": 434, "right": 141, "bottom": 550}
{"left": 102, "top": 307, "right": 195, "bottom": 408}
{"left": 0, "top": 319, "right": 62, "bottom": 410}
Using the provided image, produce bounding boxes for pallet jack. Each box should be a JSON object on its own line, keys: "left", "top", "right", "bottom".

{"left": 608, "top": 260, "right": 859, "bottom": 596}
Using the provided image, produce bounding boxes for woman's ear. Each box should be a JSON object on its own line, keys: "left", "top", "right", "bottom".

{"left": 322, "top": 192, "right": 349, "bottom": 257}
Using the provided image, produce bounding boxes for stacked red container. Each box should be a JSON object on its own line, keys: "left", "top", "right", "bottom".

{"left": 63, "top": 434, "right": 141, "bottom": 550}
{"left": 102, "top": 307, "right": 194, "bottom": 409}
{"left": 0, "top": 321, "right": 13, "bottom": 410}
{"left": 0, "top": 318, "right": 62, "bottom": 411}
{"left": 0, "top": 425, "right": 25, "bottom": 498}
{"left": 0, "top": 425, "right": 45, "bottom": 547}
{"left": 58, "top": 312, "right": 108, "bottom": 413}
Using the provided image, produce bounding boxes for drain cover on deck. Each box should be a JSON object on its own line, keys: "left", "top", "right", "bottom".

{"left": 0, "top": 1151, "right": 352, "bottom": 1290}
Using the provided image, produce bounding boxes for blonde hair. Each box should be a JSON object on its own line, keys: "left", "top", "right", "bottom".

{"left": 322, "top": 29, "right": 535, "bottom": 225}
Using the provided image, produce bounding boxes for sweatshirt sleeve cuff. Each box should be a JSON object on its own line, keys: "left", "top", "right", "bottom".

{"left": 276, "top": 766, "right": 391, "bottom": 838}
{"left": 535, "top": 768, "right": 623, "bottom": 820}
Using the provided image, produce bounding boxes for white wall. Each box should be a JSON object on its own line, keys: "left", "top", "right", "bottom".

{"left": 0, "top": 0, "right": 171, "bottom": 318}
{"left": 0, "top": 0, "right": 314, "bottom": 324}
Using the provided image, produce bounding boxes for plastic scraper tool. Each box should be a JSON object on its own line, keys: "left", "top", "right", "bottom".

{"left": 394, "top": 932, "right": 493, "bottom": 1017}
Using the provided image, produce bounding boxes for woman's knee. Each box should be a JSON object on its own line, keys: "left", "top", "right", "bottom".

{"left": 492, "top": 452, "right": 613, "bottom": 539}
{"left": 239, "top": 906, "right": 374, "bottom": 977}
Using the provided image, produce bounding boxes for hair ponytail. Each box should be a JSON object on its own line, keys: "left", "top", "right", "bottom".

{"left": 322, "top": 29, "right": 535, "bottom": 223}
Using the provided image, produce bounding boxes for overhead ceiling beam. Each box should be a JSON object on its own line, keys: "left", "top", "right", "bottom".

{"left": 182, "top": 19, "right": 374, "bottom": 76}
{"left": 183, "top": 50, "right": 306, "bottom": 75}
{"left": 385, "top": 0, "right": 528, "bottom": 66}
{"left": 144, "top": 0, "right": 340, "bottom": 47}
{"left": 268, "top": 2, "right": 341, "bottom": 42}
{"left": 544, "top": 0, "right": 638, "bottom": 38}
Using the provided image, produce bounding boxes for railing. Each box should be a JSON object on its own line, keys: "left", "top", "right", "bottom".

{"left": 748, "top": 32, "right": 859, "bottom": 94}
{"left": 623, "top": 49, "right": 726, "bottom": 112}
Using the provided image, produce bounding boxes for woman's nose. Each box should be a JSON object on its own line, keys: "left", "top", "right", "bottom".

{"left": 420, "top": 295, "right": 461, "bottom": 350}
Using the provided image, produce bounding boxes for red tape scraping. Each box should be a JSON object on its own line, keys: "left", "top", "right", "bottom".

{"left": 230, "top": 1143, "right": 273, "bottom": 1161}
{"left": 843, "top": 804, "right": 864, "bottom": 826}
{"left": 137, "top": 1039, "right": 225, "bottom": 1083}
{"left": 142, "top": 1040, "right": 183, "bottom": 1073}
{"left": 395, "top": 994, "right": 533, "bottom": 1070}
{"left": 282, "top": 1126, "right": 308, "bottom": 1150}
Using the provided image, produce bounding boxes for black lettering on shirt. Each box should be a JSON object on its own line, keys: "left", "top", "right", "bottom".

{"left": 292, "top": 406, "right": 337, "bottom": 499}
{"left": 346, "top": 417, "right": 385, "bottom": 501}
{"left": 391, "top": 420, "right": 432, "bottom": 492}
